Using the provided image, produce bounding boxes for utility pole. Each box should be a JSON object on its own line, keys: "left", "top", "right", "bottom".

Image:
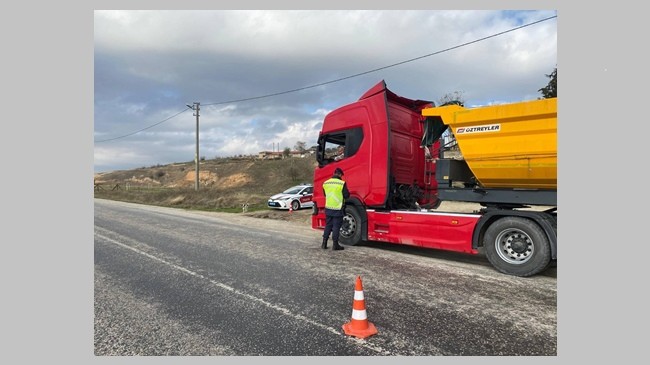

{"left": 187, "top": 102, "right": 200, "bottom": 191}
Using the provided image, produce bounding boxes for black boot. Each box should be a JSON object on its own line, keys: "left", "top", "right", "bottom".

{"left": 333, "top": 241, "right": 344, "bottom": 251}
{"left": 321, "top": 238, "right": 328, "bottom": 249}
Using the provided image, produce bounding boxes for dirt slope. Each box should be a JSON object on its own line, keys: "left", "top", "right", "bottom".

{"left": 94, "top": 156, "right": 318, "bottom": 215}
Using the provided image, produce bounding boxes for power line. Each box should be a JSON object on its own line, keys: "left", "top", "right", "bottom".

{"left": 95, "top": 107, "right": 191, "bottom": 143}
{"left": 94, "top": 15, "right": 556, "bottom": 143}
{"left": 203, "top": 15, "right": 557, "bottom": 107}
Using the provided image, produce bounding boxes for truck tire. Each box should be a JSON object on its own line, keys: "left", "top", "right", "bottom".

{"left": 484, "top": 216, "right": 551, "bottom": 277}
{"left": 339, "top": 205, "right": 363, "bottom": 246}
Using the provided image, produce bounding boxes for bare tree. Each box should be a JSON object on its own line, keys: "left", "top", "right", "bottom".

{"left": 294, "top": 141, "right": 306, "bottom": 153}
{"left": 438, "top": 91, "right": 465, "bottom": 107}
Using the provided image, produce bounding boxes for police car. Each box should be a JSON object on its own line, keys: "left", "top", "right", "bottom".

{"left": 267, "top": 184, "right": 314, "bottom": 211}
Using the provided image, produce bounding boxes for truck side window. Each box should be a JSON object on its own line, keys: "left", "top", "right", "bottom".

{"left": 317, "top": 127, "right": 364, "bottom": 167}
{"left": 346, "top": 127, "right": 363, "bottom": 157}
{"left": 325, "top": 140, "right": 345, "bottom": 161}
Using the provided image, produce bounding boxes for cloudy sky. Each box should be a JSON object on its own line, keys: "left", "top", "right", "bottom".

{"left": 94, "top": 10, "right": 557, "bottom": 173}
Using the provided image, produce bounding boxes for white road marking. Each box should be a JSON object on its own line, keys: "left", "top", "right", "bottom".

{"left": 95, "top": 231, "right": 392, "bottom": 355}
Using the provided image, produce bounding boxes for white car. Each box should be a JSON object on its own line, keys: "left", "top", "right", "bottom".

{"left": 267, "top": 184, "right": 314, "bottom": 211}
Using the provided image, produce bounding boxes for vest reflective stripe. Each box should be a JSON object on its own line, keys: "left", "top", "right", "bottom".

{"left": 323, "top": 178, "right": 345, "bottom": 210}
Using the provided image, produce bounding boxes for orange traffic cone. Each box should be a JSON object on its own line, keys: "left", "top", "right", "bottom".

{"left": 342, "top": 276, "right": 378, "bottom": 339}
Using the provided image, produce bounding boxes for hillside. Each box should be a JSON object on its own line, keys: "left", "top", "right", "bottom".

{"left": 94, "top": 156, "right": 318, "bottom": 223}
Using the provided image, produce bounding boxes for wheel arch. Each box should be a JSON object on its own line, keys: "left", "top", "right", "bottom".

{"left": 473, "top": 210, "right": 557, "bottom": 260}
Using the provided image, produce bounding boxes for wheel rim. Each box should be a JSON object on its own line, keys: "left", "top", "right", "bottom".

{"left": 292, "top": 201, "right": 299, "bottom": 210}
{"left": 340, "top": 213, "right": 357, "bottom": 238}
{"left": 494, "top": 228, "right": 534, "bottom": 265}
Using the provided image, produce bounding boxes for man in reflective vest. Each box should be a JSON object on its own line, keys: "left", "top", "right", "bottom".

{"left": 322, "top": 167, "right": 350, "bottom": 250}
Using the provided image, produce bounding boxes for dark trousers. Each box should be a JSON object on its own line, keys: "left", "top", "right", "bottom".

{"left": 323, "top": 213, "right": 343, "bottom": 242}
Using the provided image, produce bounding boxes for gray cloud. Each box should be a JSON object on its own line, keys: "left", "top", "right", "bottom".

{"left": 94, "top": 10, "right": 557, "bottom": 172}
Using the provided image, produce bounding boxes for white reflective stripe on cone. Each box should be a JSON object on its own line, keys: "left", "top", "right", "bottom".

{"left": 351, "top": 309, "right": 368, "bottom": 320}
{"left": 354, "top": 290, "right": 364, "bottom": 300}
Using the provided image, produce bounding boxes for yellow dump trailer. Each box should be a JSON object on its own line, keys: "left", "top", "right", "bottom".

{"left": 422, "top": 98, "right": 557, "bottom": 190}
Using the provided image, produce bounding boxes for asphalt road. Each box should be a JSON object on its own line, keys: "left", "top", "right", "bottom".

{"left": 94, "top": 198, "right": 557, "bottom": 356}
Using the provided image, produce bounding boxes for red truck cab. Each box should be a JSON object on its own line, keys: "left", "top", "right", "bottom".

{"left": 312, "top": 80, "right": 439, "bottom": 212}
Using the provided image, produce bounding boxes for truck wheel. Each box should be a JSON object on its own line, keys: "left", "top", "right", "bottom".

{"left": 484, "top": 216, "right": 551, "bottom": 277}
{"left": 339, "top": 205, "right": 363, "bottom": 246}
{"left": 291, "top": 200, "right": 300, "bottom": 211}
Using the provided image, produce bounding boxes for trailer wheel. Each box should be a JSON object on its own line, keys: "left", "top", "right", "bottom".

{"left": 339, "top": 205, "right": 363, "bottom": 246}
{"left": 484, "top": 216, "right": 551, "bottom": 277}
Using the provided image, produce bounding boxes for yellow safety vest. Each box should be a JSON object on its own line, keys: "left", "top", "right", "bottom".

{"left": 323, "top": 178, "right": 345, "bottom": 210}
